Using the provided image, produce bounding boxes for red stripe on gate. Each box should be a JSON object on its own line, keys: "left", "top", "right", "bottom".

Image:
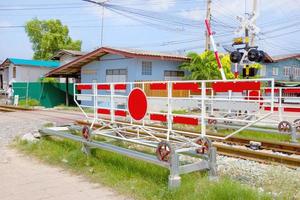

{"left": 97, "top": 84, "right": 110, "bottom": 90}
{"left": 212, "top": 81, "right": 260, "bottom": 92}
{"left": 214, "top": 52, "right": 222, "bottom": 69}
{"left": 284, "top": 107, "right": 300, "bottom": 112}
{"left": 76, "top": 84, "right": 92, "bottom": 90}
{"left": 97, "top": 108, "right": 110, "bottom": 115}
{"left": 264, "top": 107, "right": 279, "bottom": 111}
{"left": 283, "top": 89, "right": 300, "bottom": 94}
{"left": 150, "top": 114, "right": 167, "bottom": 122}
{"left": 173, "top": 116, "right": 199, "bottom": 125}
{"left": 173, "top": 83, "right": 200, "bottom": 92}
{"left": 212, "top": 82, "right": 233, "bottom": 92}
{"left": 150, "top": 83, "right": 167, "bottom": 90}
{"left": 115, "top": 110, "right": 127, "bottom": 117}
{"left": 265, "top": 88, "right": 279, "bottom": 93}
{"left": 114, "top": 84, "right": 126, "bottom": 90}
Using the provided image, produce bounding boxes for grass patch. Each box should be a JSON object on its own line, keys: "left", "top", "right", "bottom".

{"left": 217, "top": 129, "right": 294, "bottom": 143}
{"left": 173, "top": 123, "right": 296, "bottom": 143}
{"left": 19, "top": 98, "right": 40, "bottom": 108}
{"left": 13, "top": 137, "right": 271, "bottom": 200}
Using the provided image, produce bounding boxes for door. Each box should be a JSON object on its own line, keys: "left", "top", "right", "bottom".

{"left": 0, "top": 74, "right": 3, "bottom": 89}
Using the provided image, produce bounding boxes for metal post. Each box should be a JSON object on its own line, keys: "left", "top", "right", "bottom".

{"left": 201, "top": 81, "right": 206, "bottom": 137}
{"left": 101, "top": 5, "right": 105, "bottom": 47}
{"left": 210, "top": 90, "right": 214, "bottom": 115}
{"left": 279, "top": 87, "right": 283, "bottom": 121}
{"left": 291, "top": 125, "right": 297, "bottom": 143}
{"left": 110, "top": 83, "right": 115, "bottom": 123}
{"left": 167, "top": 82, "right": 172, "bottom": 141}
{"left": 168, "top": 148, "right": 181, "bottom": 189}
{"left": 205, "top": 0, "right": 212, "bottom": 50}
{"left": 228, "top": 90, "right": 232, "bottom": 113}
{"left": 250, "top": 0, "right": 258, "bottom": 46}
{"left": 26, "top": 81, "right": 29, "bottom": 107}
{"left": 208, "top": 147, "right": 218, "bottom": 180}
{"left": 94, "top": 82, "right": 98, "bottom": 122}
{"left": 270, "top": 80, "right": 275, "bottom": 113}
{"left": 81, "top": 143, "right": 91, "bottom": 155}
{"left": 65, "top": 76, "right": 69, "bottom": 106}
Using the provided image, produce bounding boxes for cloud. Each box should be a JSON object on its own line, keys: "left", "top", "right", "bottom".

{"left": 179, "top": 8, "right": 205, "bottom": 21}
{"left": 146, "top": 0, "right": 176, "bottom": 11}
{"left": 0, "top": 21, "right": 12, "bottom": 27}
{"left": 84, "top": 0, "right": 177, "bottom": 25}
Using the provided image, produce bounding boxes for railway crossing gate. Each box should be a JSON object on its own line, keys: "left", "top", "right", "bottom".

{"left": 40, "top": 78, "right": 275, "bottom": 188}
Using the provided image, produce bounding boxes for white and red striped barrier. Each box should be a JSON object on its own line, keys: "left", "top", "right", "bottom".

{"left": 74, "top": 79, "right": 275, "bottom": 141}
{"left": 205, "top": 19, "right": 227, "bottom": 81}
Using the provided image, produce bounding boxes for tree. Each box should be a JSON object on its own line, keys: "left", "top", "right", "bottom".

{"left": 179, "top": 51, "right": 234, "bottom": 80}
{"left": 25, "top": 18, "right": 82, "bottom": 60}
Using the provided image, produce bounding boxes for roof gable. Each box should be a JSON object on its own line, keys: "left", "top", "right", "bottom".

{"left": 52, "top": 50, "right": 86, "bottom": 60}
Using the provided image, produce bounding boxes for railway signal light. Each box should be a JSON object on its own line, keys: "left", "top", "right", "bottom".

{"left": 255, "top": 50, "right": 265, "bottom": 62}
{"left": 230, "top": 51, "right": 243, "bottom": 63}
{"left": 248, "top": 49, "right": 259, "bottom": 62}
{"left": 230, "top": 49, "right": 265, "bottom": 64}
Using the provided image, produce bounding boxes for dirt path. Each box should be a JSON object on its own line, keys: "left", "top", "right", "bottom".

{"left": 0, "top": 110, "right": 131, "bottom": 200}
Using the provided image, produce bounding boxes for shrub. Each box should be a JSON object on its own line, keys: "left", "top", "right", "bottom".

{"left": 19, "top": 98, "right": 40, "bottom": 107}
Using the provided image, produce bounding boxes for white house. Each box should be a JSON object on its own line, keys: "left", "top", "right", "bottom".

{"left": 0, "top": 58, "right": 60, "bottom": 89}
{"left": 51, "top": 49, "right": 86, "bottom": 65}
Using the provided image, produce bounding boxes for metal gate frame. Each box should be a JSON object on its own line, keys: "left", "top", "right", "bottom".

{"left": 40, "top": 78, "right": 275, "bottom": 189}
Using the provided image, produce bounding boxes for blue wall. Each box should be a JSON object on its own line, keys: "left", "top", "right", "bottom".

{"left": 262, "top": 59, "right": 300, "bottom": 81}
{"left": 233, "top": 58, "right": 300, "bottom": 81}
{"left": 81, "top": 54, "right": 183, "bottom": 83}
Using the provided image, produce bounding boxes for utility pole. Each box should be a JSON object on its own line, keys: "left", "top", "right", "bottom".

{"left": 82, "top": 0, "right": 108, "bottom": 47}
{"left": 245, "top": 0, "right": 259, "bottom": 78}
{"left": 101, "top": 5, "right": 105, "bottom": 47}
{"left": 205, "top": 0, "right": 212, "bottom": 51}
{"left": 250, "top": 0, "right": 258, "bottom": 46}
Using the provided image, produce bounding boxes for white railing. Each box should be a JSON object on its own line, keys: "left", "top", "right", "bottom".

{"left": 74, "top": 78, "right": 275, "bottom": 141}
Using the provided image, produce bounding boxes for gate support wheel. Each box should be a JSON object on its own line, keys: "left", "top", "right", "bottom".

{"left": 195, "top": 136, "right": 212, "bottom": 154}
{"left": 156, "top": 141, "right": 172, "bottom": 162}
{"left": 82, "top": 126, "right": 90, "bottom": 140}
{"left": 278, "top": 121, "right": 292, "bottom": 134}
{"left": 81, "top": 126, "right": 91, "bottom": 155}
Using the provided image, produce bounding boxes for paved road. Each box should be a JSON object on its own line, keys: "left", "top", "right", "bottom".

{"left": 0, "top": 110, "right": 131, "bottom": 200}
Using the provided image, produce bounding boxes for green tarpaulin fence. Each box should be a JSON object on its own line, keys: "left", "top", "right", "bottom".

{"left": 13, "top": 82, "right": 75, "bottom": 108}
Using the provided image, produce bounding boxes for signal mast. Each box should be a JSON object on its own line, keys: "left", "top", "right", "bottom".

{"left": 230, "top": 0, "right": 265, "bottom": 79}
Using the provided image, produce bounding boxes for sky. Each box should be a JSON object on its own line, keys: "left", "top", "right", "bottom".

{"left": 0, "top": 0, "right": 299, "bottom": 61}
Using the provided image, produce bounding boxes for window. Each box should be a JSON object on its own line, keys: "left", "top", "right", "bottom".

{"left": 272, "top": 67, "right": 279, "bottom": 76}
{"left": 284, "top": 67, "right": 292, "bottom": 76}
{"left": 164, "top": 70, "right": 184, "bottom": 81}
{"left": 260, "top": 65, "right": 266, "bottom": 76}
{"left": 12, "top": 67, "right": 16, "bottom": 78}
{"left": 142, "top": 61, "right": 152, "bottom": 75}
{"left": 106, "top": 69, "right": 127, "bottom": 82}
{"left": 295, "top": 68, "right": 300, "bottom": 77}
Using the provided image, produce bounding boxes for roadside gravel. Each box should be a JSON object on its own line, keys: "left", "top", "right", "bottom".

{"left": 218, "top": 155, "right": 300, "bottom": 199}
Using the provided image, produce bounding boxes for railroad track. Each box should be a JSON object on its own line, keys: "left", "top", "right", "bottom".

{"left": 75, "top": 119, "right": 300, "bottom": 169}
{"left": 3, "top": 108, "right": 300, "bottom": 168}
{"left": 214, "top": 143, "right": 300, "bottom": 169}
{"left": 0, "top": 104, "right": 33, "bottom": 111}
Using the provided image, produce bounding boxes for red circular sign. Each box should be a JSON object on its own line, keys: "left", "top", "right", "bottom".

{"left": 128, "top": 88, "right": 147, "bottom": 121}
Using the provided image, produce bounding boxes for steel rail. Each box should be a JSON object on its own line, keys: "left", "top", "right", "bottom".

{"left": 214, "top": 143, "right": 300, "bottom": 169}
{"left": 75, "top": 120, "right": 300, "bottom": 168}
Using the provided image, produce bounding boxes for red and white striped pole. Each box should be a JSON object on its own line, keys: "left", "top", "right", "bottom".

{"left": 234, "top": 63, "right": 239, "bottom": 79}
{"left": 205, "top": 19, "right": 227, "bottom": 80}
